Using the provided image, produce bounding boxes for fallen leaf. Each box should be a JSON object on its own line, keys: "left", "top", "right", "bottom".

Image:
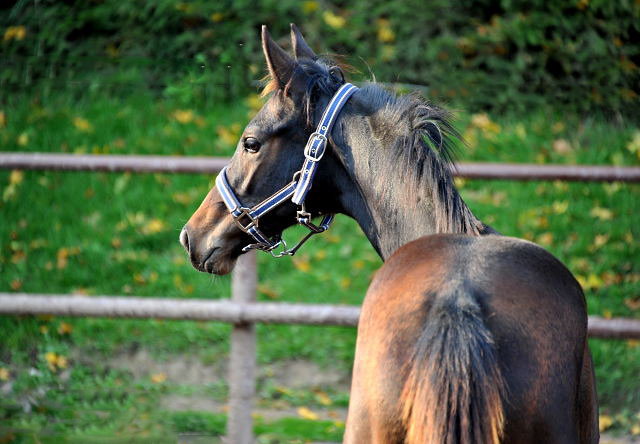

{"left": 552, "top": 139, "right": 572, "bottom": 155}
{"left": 297, "top": 406, "right": 319, "bottom": 420}
{"left": 551, "top": 201, "right": 568, "bottom": 214}
{"left": 599, "top": 414, "right": 614, "bottom": 432}
{"left": 258, "top": 283, "right": 280, "bottom": 300}
{"left": 17, "top": 133, "right": 29, "bottom": 146}
{"left": 624, "top": 297, "right": 640, "bottom": 311}
{"left": 151, "top": 373, "right": 167, "bottom": 383}
{"left": 172, "top": 110, "right": 194, "bottom": 124}
{"left": 537, "top": 232, "right": 553, "bottom": 247}
{"left": 58, "top": 322, "right": 73, "bottom": 335}
{"left": 0, "top": 367, "right": 9, "bottom": 381}
{"left": 589, "top": 206, "right": 613, "bottom": 221}
{"left": 314, "top": 391, "right": 332, "bottom": 406}
{"left": 292, "top": 256, "right": 311, "bottom": 273}
{"left": 142, "top": 219, "right": 167, "bottom": 235}
{"left": 9, "top": 170, "right": 23, "bottom": 185}
{"left": 73, "top": 117, "right": 93, "bottom": 132}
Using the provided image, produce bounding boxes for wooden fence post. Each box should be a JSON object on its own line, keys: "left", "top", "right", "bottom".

{"left": 228, "top": 250, "right": 257, "bottom": 444}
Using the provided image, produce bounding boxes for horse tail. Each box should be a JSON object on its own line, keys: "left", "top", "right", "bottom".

{"left": 401, "top": 282, "right": 506, "bottom": 444}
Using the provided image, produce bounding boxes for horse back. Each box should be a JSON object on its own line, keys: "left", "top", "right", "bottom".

{"left": 348, "top": 234, "right": 593, "bottom": 443}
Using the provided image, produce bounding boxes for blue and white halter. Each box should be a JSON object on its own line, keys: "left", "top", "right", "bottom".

{"left": 216, "top": 82, "right": 358, "bottom": 257}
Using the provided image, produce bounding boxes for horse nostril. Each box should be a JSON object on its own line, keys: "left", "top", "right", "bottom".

{"left": 179, "top": 227, "right": 190, "bottom": 252}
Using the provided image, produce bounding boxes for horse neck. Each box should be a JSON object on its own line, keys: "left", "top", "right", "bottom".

{"left": 330, "top": 96, "right": 492, "bottom": 260}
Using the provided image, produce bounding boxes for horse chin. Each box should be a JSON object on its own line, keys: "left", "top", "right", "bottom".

{"left": 198, "top": 246, "right": 243, "bottom": 275}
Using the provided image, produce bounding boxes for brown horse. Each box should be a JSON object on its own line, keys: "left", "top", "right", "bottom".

{"left": 180, "top": 25, "right": 598, "bottom": 443}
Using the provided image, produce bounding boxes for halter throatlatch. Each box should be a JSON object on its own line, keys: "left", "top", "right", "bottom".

{"left": 216, "top": 82, "right": 358, "bottom": 257}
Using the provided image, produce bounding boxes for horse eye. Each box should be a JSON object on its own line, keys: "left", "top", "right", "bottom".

{"left": 243, "top": 137, "right": 261, "bottom": 153}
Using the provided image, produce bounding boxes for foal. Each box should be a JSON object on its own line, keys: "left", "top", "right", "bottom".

{"left": 180, "top": 25, "right": 598, "bottom": 443}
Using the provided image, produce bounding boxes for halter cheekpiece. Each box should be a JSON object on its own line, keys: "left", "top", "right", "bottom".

{"left": 216, "top": 82, "right": 358, "bottom": 257}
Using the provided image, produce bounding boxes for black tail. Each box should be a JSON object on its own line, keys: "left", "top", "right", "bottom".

{"left": 401, "top": 283, "right": 506, "bottom": 444}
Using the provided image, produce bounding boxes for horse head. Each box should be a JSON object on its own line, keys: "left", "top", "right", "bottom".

{"left": 180, "top": 25, "right": 350, "bottom": 275}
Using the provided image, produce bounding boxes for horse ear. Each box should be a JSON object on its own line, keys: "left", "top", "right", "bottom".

{"left": 290, "top": 23, "right": 317, "bottom": 60}
{"left": 261, "top": 25, "right": 296, "bottom": 90}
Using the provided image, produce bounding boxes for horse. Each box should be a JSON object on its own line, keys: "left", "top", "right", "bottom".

{"left": 179, "top": 24, "right": 599, "bottom": 443}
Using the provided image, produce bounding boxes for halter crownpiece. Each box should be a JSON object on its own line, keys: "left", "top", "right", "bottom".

{"left": 216, "top": 82, "right": 359, "bottom": 257}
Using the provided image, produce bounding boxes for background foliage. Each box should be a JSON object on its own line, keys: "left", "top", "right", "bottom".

{"left": 1, "top": 0, "right": 640, "bottom": 442}
{"left": 1, "top": 0, "right": 639, "bottom": 112}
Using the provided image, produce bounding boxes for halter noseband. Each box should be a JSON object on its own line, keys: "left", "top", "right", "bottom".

{"left": 216, "top": 82, "right": 358, "bottom": 257}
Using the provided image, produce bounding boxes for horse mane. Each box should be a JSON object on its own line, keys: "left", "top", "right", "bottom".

{"left": 361, "top": 86, "right": 482, "bottom": 235}
{"left": 262, "top": 57, "right": 483, "bottom": 236}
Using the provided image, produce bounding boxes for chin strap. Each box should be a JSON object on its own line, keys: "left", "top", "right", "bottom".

{"left": 215, "top": 82, "right": 358, "bottom": 257}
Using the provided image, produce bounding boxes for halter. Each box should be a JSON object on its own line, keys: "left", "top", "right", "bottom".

{"left": 216, "top": 82, "right": 358, "bottom": 257}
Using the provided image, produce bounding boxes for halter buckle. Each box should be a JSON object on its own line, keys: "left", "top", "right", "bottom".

{"left": 304, "top": 132, "right": 328, "bottom": 162}
{"left": 234, "top": 207, "right": 258, "bottom": 232}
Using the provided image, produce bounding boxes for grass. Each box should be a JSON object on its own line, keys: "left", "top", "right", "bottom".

{"left": 1, "top": 88, "right": 639, "bottom": 441}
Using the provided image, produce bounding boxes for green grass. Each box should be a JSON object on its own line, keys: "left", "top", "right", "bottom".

{"left": 1, "top": 90, "right": 639, "bottom": 440}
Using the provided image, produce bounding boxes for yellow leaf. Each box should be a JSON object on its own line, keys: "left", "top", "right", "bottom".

{"left": 10, "top": 279, "right": 22, "bottom": 290}
{"left": 598, "top": 414, "right": 614, "bottom": 432}
{"left": 631, "top": 423, "right": 640, "bottom": 435}
{"left": 133, "top": 273, "right": 146, "bottom": 285}
{"left": 172, "top": 192, "right": 194, "bottom": 205}
{"left": 73, "top": 117, "right": 93, "bottom": 132}
{"left": 245, "top": 94, "right": 265, "bottom": 113}
{"left": 470, "top": 113, "right": 500, "bottom": 134}
{"left": 552, "top": 139, "right": 572, "bottom": 155}
{"left": 352, "top": 259, "right": 365, "bottom": 270}
{"left": 58, "top": 322, "right": 73, "bottom": 335}
{"left": 45, "top": 351, "right": 57, "bottom": 366}
{"left": 603, "top": 309, "right": 612, "bottom": 319}
{"left": 9, "top": 170, "right": 25, "bottom": 186}
{"left": 57, "top": 247, "right": 69, "bottom": 270}
{"left": 536, "top": 232, "right": 553, "bottom": 247}
{"left": 302, "top": 1, "right": 318, "bottom": 13}
{"left": 293, "top": 256, "right": 311, "bottom": 273}
{"left": 4, "top": 26, "right": 26, "bottom": 41}
{"left": 258, "top": 283, "right": 280, "bottom": 300}
{"left": 56, "top": 355, "right": 68, "bottom": 369}
{"left": 376, "top": 19, "right": 395, "bottom": 43}
{"left": 0, "top": 110, "right": 5, "bottom": 127}
{"left": 210, "top": 12, "right": 224, "bottom": 22}
{"left": 626, "top": 130, "right": 640, "bottom": 159}
{"left": 39, "top": 325, "right": 48, "bottom": 334}
{"left": 314, "top": 391, "right": 332, "bottom": 406}
{"left": 323, "top": 11, "right": 346, "bottom": 29}
{"left": 589, "top": 206, "right": 613, "bottom": 221}
{"left": 151, "top": 373, "right": 167, "bottom": 383}
{"left": 142, "top": 218, "right": 167, "bottom": 235}
{"left": 340, "top": 277, "right": 351, "bottom": 289}
{"left": 297, "top": 406, "right": 319, "bottom": 420}
{"left": 17, "top": 132, "right": 29, "bottom": 146}
{"left": 172, "top": 109, "right": 194, "bottom": 124}
{"left": 0, "top": 367, "right": 9, "bottom": 381}
{"left": 551, "top": 201, "right": 568, "bottom": 214}
{"left": 592, "top": 234, "right": 609, "bottom": 250}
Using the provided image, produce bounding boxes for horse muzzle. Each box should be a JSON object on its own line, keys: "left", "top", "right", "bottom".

{"left": 180, "top": 187, "right": 247, "bottom": 275}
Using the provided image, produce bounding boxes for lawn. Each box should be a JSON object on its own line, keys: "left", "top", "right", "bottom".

{"left": 1, "top": 89, "right": 639, "bottom": 442}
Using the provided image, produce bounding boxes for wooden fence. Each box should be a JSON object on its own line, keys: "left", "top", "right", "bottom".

{"left": 1, "top": 152, "right": 639, "bottom": 443}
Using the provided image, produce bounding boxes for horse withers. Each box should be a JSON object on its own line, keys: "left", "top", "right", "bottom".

{"left": 179, "top": 24, "right": 598, "bottom": 444}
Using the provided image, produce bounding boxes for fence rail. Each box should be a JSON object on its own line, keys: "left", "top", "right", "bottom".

{"left": 1, "top": 293, "right": 639, "bottom": 339}
{"left": 2, "top": 152, "right": 639, "bottom": 443}
{"left": 2, "top": 152, "right": 640, "bottom": 181}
